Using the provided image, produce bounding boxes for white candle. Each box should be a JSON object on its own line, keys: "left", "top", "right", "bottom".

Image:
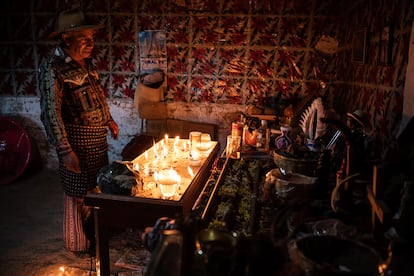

{"left": 189, "top": 151, "right": 201, "bottom": 166}
{"left": 153, "top": 141, "right": 157, "bottom": 158}
{"left": 144, "top": 164, "right": 149, "bottom": 176}
{"left": 174, "top": 143, "right": 178, "bottom": 155}
{"left": 187, "top": 166, "right": 194, "bottom": 178}
{"left": 158, "top": 168, "right": 179, "bottom": 198}
{"left": 154, "top": 171, "right": 159, "bottom": 183}
{"left": 158, "top": 168, "right": 178, "bottom": 185}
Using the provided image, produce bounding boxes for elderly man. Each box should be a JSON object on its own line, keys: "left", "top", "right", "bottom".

{"left": 39, "top": 8, "right": 119, "bottom": 257}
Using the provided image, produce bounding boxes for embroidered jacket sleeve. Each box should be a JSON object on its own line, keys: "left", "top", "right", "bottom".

{"left": 40, "top": 53, "right": 72, "bottom": 157}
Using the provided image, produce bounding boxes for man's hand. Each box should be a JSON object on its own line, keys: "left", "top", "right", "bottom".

{"left": 62, "top": 151, "right": 81, "bottom": 173}
{"left": 109, "top": 120, "right": 119, "bottom": 139}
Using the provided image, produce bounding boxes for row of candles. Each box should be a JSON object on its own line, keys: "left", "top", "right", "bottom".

{"left": 131, "top": 133, "right": 213, "bottom": 199}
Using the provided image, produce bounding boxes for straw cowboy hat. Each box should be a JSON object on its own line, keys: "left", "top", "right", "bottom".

{"left": 49, "top": 8, "right": 103, "bottom": 38}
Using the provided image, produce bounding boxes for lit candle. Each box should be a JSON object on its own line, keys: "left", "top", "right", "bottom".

{"left": 174, "top": 143, "right": 178, "bottom": 155}
{"left": 176, "top": 174, "right": 182, "bottom": 191}
{"left": 154, "top": 171, "right": 159, "bottom": 183}
{"left": 187, "top": 166, "right": 194, "bottom": 178}
{"left": 158, "top": 167, "right": 179, "bottom": 198}
{"left": 165, "top": 134, "right": 169, "bottom": 144}
{"left": 199, "top": 133, "right": 212, "bottom": 151}
{"left": 144, "top": 150, "right": 148, "bottom": 160}
{"left": 158, "top": 168, "right": 177, "bottom": 184}
{"left": 153, "top": 141, "right": 157, "bottom": 158}
{"left": 191, "top": 150, "right": 199, "bottom": 159}
{"left": 189, "top": 151, "right": 201, "bottom": 166}
{"left": 163, "top": 144, "right": 168, "bottom": 158}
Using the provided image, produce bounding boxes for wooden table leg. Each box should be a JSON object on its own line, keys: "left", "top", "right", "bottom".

{"left": 93, "top": 207, "right": 111, "bottom": 276}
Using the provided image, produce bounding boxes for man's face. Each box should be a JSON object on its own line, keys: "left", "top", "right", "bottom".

{"left": 62, "top": 29, "right": 95, "bottom": 60}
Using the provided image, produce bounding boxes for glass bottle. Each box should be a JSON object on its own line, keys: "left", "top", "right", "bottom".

{"left": 275, "top": 126, "right": 293, "bottom": 151}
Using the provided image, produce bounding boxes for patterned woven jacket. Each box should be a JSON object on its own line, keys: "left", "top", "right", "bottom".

{"left": 39, "top": 46, "right": 113, "bottom": 158}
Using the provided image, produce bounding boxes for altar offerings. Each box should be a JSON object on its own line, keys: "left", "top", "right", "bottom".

{"left": 85, "top": 138, "right": 219, "bottom": 276}
{"left": 127, "top": 137, "right": 218, "bottom": 201}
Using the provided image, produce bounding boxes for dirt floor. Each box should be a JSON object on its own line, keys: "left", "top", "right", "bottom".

{"left": 0, "top": 167, "right": 150, "bottom": 276}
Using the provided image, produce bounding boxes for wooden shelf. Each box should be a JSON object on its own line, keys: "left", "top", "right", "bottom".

{"left": 248, "top": 114, "right": 277, "bottom": 121}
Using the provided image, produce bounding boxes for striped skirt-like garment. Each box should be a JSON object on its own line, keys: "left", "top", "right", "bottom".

{"left": 63, "top": 194, "right": 93, "bottom": 252}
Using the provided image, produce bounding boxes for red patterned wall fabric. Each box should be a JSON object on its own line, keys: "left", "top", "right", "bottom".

{"left": 0, "top": 0, "right": 412, "bottom": 156}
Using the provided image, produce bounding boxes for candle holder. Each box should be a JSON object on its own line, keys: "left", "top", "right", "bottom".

{"left": 158, "top": 168, "right": 179, "bottom": 199}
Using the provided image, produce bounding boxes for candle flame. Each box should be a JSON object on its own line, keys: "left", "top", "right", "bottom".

{"left": 191, "top": 150, "right": 200, "bottom": 160}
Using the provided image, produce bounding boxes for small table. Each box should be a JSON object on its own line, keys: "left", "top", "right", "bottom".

{"left": 85, "top": 140, "right": 219, "bottom": 276}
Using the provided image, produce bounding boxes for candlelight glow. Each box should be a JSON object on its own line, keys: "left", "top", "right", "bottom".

{"left": 153, "top": 141, "right": 157, "bottom": 156}
{"left": 191, "top": 150, "right": 200, "bottom": 160}
{"left": 129, "top": 135, "right": 217, "bottom": 201}
{"left": 158, "top": 167, "right": 180, "bottom": 198}
{"left": 174, "top": 143, "right": 178, "bottom": 155}
{"left": 163, "top": 144, "right": 168, "bottom": 158}
{"left": 187, "top": 166, "right": 194, "bottom": 178}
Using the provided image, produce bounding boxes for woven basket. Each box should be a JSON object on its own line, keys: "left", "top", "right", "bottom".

{"left": 273, "top": 150, "right": 318, "bottom": 177}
